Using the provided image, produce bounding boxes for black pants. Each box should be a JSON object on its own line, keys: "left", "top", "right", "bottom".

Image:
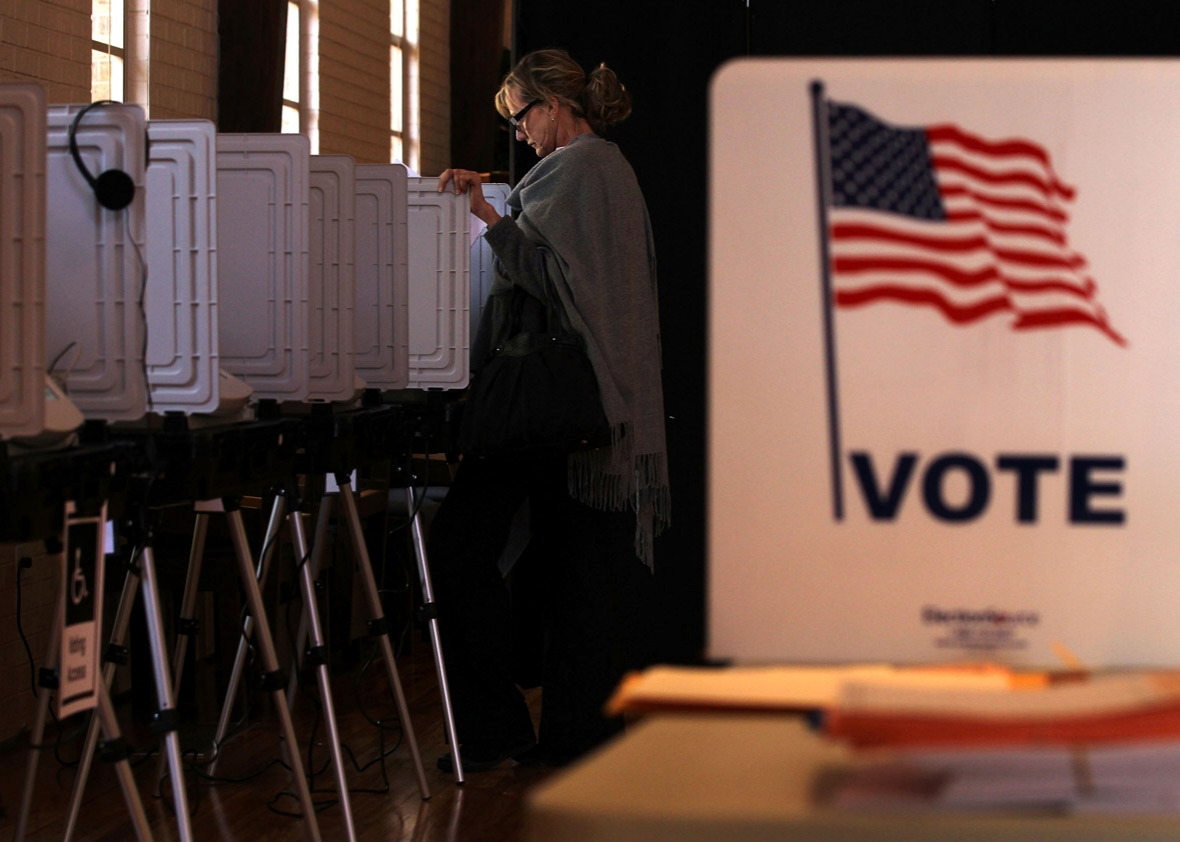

{"left": 426, "top": 450, "right": 653, "bottom": 759}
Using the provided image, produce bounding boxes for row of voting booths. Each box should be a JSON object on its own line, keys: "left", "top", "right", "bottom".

{"left": 0, "top": 81, "right": 507, "bottom": 842}
{"left": 0, "top": 87, "right": 508, "bottom": 435}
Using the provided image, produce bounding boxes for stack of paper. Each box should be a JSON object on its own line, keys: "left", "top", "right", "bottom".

{"left": 825, "top": 671, "right": 1180, "bottom": 749}
{"left": 607, "top": 663, "right": 1030, "bottom": 716}
{"left": 814, "top": 671, "right": 1180, "bottom": 812}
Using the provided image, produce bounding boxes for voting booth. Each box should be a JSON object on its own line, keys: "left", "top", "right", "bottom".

{"left": 45, "top": 102, "right": 148, "bottom": 423}
{"left": 354, "top": 162, "right": 411, "bottom": 390}
{"left": 708, "top": 58, "right": 1180, "bottom": 670}
{"left": 471, "top": 182, "right": 511, "bottom": 344}
{"left": 307, "top": 154, "right": 358, "bottom": 402}
{"left": 406, "top": 176, "right": 471, "bottom": 390}
{"left": 144, "top": 118, "right": 222, "bottom": 414}
{"left": 0, "top": 84, "right": 46, "bottom": 441}
{"left": 215, "top": 132, "right": 312, "bottom": 403}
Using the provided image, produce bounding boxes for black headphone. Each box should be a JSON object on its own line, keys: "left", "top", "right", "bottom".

{"left": 68, "top": 100, "right": 136, "bottom": 211}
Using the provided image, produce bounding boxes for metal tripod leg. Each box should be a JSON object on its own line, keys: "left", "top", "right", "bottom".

{"left": 222, "top": 499, "right": 323, "bottom": 842}
{"left": 18, "top": 550, "right": 173, "bottom": 842}
{"left": 400, "top": 485, "right": 464, "bottom": 784}
{"left": 335, "top": 478, "right": 434, "bottom": 794}
{"left": 284, "top": 493, "right": 358, "bottom": 842}
{"left": 89, "top": 681, "right": 156, "bottom": 842}
{"left": 46, "top": 660, "right": 157, "bottom": 842}
{"left": 286, "top": 499, "right": 332, "bottom": 708}
{"left": 206, "top": 494, "right": 286, "bottom": 775}
{"left": 64, "top": 551, "right": 147, "bottom": 840}
{"left": 137, "top": 542, "right": 196, "bottom": 842}
{"left": 14, "top": 588, "right": 62, "bottom": 842}
{"left": 154, "top": 512, "right": 209, "bottom": 791}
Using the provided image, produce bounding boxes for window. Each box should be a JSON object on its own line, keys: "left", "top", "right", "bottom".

{"left": 92, "top": 0, "right": 125, "bottom": 101}
{"left": 282, "top": 1, "right": 320, "bottom": 150}
{"left": 282, "top": 1, "right": 301, "bottom": 134}
{"left": 280, "top": 1, "right": 417, "bottom": 165}
{"left": 391, "top": 0, "right": 419, "bottom": 170}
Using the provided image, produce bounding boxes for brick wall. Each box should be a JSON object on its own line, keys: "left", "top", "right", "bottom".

{"left": 1, "top": 1, "right": 449, "bottom": 164}
{"left": 0, "top": 0, "right": 91, "bottom": 103}
{"left": 0, "top": 1, "right": 218, "bottom": 116}
{"left": 146, "top": 0, "right": 218, "bottom": 120}
{"left": 318, "top": 0, "right": 451, "bottom": 172}
{"left": 417, "top": 0, "right": 450, "bottom": 175}
{"left": 318, "top": 0, "right": 392, "bottom": 165}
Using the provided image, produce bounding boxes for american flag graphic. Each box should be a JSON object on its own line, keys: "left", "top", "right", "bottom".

{"left": 824, "top": 99, "right": 1126, "bottom": 347}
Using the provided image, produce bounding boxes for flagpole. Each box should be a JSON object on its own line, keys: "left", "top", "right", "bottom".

{"left": 811, "top": 80, "right": 844, "bottom": 521}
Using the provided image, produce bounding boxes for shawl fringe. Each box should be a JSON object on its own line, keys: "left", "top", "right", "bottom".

{"left": 568, "top": 422, "right": 671, "bottom": 569}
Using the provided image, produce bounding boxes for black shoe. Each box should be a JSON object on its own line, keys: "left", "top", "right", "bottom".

{"left": 437, "top": 735, "right": 536, "bottom": 774}
{"left": 512, "top": 743, "right": 579, "bottom": 768}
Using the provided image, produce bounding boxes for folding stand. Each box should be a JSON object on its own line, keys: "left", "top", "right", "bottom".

{"left": 316, "top": 470, "right": 445, "bottom": 790}
{"left": 286, "top": 498, "right": 332, "bottom": 708}
{"left": 303, "top": 399, "right": 457, "bottom": 787}
{"left": 154, "top": 508, "right": 210, "bottom": 783}
{"left": 59, "top": 539, "right": 181, "bottom": 842}
{"left": 385, "top": 393, "right": 467, "bottom": 781}
{"left": 72, "top": 416, "right": 324, "bottom": 842}
{"left": 207, "top": 485, "right": 360, "bottom": 841}
{"left": 201, "top": 494, "right": 325, "bottom": 842}
{"left": 201, "top": 491, "right": 286, "bottom": 777}
{"left": 391, "top": 480, "right": 464, "bottom": 784}
{"left": 130, "top": 485, "right": 328, "bottom": 839}
{"left": 18, "top": 587, "right": 155, "bottom": 842}
{"left": 280, "top": 485, "right": 353, "bottom": 811}
{"left": 206, "top": 401, "right": 434, "bottom": 799}
{"left": 7, "top": 434, "right": 193, "bottom": 842}
{"left": 98, "top": 508, "right": 195, "bottom": 840}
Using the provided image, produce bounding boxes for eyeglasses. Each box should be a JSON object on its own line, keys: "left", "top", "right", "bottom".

{"left": 508, "top": 100, "right": 542, "bottom": 129}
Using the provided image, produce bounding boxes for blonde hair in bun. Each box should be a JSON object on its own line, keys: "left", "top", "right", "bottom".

{"left": 496, "top": 48, "right": 632, "bottom": 135}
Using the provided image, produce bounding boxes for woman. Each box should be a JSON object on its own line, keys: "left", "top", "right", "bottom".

{"left": 431, "top": 48, "right": 670, "bottom": 772}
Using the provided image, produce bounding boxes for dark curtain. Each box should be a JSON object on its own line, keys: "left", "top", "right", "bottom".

{"left": 450, "top": 0, "right": 509, "bottom": 174}
{"left": 991, "top": 0, "right": 1180, "bottom": 54}
{"left": 749, "top": 0, "right": 993, "bottom": 55}
{"left": 217, "top": 0, "right": 287, "bottom": 132}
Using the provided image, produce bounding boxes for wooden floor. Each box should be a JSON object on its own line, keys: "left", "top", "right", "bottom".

{"left": 1, "top": 630, "right": 557, "bottom": 842}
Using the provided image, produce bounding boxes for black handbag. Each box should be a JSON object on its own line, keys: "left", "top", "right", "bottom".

{"left": 457, "top": 284, "right": 610, "bottom": 456}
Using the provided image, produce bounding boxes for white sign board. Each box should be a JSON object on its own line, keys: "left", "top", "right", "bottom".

{"left": 58, "top": 502, "right": 106, "bottom": 718}
{"left": 709, "top": 59, "right": 1180, "bottom": 669}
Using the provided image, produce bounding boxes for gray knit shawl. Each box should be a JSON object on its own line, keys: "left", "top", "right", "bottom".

{"left": 482, "top": 133, "right": 670, "bottom": 567}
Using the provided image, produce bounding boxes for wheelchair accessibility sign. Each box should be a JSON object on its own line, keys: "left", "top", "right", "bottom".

{"left": 58, "top": 501, "right": 106, "bottom": 718}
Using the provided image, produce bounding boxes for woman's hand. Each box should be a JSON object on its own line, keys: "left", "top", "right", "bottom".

{"left": 438, "top": 168, "right": 502, "bottom": 228}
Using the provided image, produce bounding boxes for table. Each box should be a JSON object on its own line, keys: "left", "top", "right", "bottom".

{"left": 525, "top": 712, "right": 1180, "bottom": 841}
